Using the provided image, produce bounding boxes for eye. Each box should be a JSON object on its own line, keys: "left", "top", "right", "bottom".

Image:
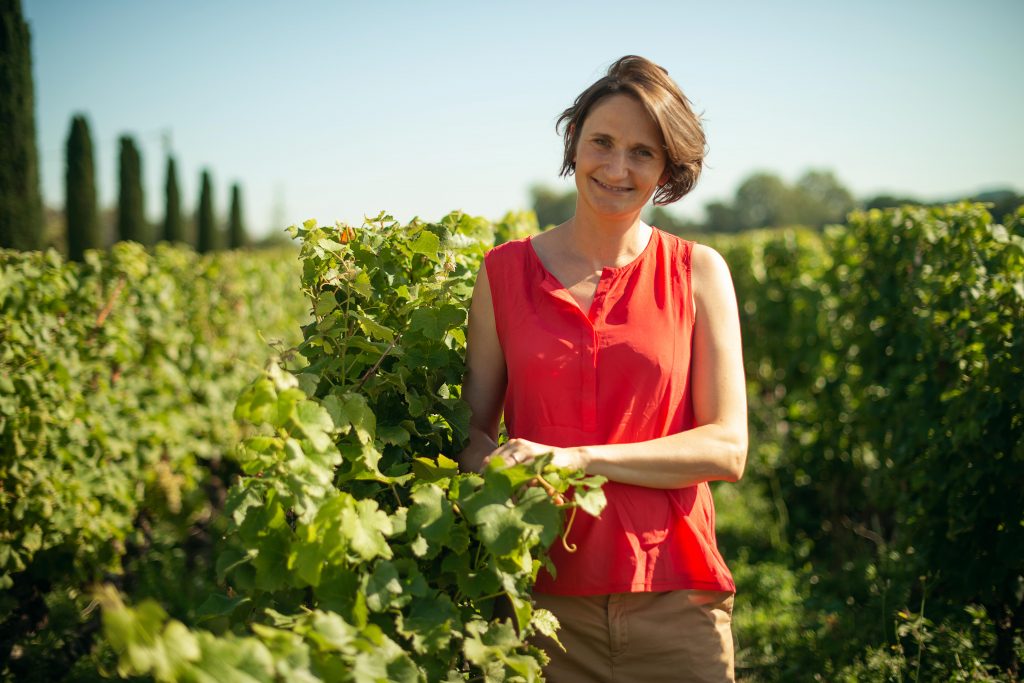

{"left": 634, "top": 147, "right": 655, "bottom": 159}
{"left": 592, "top": 137, "right": 611, "bottom": 148}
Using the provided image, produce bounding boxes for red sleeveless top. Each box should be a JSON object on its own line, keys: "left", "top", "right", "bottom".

{"left": 484, "top": 228, "right": 735, "bottom": 595}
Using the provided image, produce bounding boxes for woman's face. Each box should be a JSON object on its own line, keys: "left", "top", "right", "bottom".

{"left": 573, "top": 93, "right": 668, "bottom": 221}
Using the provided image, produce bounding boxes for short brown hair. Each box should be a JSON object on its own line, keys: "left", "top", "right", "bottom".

{"left": 557, "top": 55, "right": 706, "bottom": 206}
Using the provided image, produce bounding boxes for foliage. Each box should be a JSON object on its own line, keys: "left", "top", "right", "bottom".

{"left": 528, "top": 185, "right": 576, "bottom": 229}
{"left": 163, "top": 155, "right": 184, "bottom": 244}
{"left": 0, "top": 242, "right": 307, "bottom": 680}
{"left": 733, "top": 172, "right": 795, "bottom": 230}
{"left": 792, "top": 171, "right": 856, "bottom": 229}
{"left": 5, "top": 200, "right": 1021, "bottom": 680}
{"left": 228, "top": 183, "right": 247, "bottom": 249}
{"left": 0, "top": 0, "right": 44, "bottom": 251}
{"left": 866, "top": 188, "right": 1023, "bottom": 226}
{"left": 196, "top": 169, "right": 217, "bottom": 253}
{"left": 65, "top": 114, "right": 101, "bottom": 261}
{"left": 642, "top": 205, "right": 701, "bottom": 236}
{"left": 117, "top": 135, "right": 148, "bottom": 245}
{"left": 729, "top": 169, "right": 855, "bottom": 232}
{"left": 492, "top": 209, "right": 539, "bottom": 246}
{"left": 818, "top": 203, "right": 1023, "bottom": 672}
{"left": 95, "top": 211, "right": 604, "bottom": 682}
{"left": 834, "top": 605, "right": 1006, "bottom": 683}
{"left": 710, "top": 204, "right": 1024, "bottom": 680}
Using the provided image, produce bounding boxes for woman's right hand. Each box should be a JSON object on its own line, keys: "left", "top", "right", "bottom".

{"left": 458, "top": 428, "right": 499, "bottom": 474}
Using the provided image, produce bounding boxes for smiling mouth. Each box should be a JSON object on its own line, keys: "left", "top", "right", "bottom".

{"left": 592, "top": 177, "right": 632, "bottom": 193}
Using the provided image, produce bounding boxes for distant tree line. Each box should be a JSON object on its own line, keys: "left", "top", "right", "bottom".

{"left": 702, "top": 170, "right": 856, "bottom": 233}
{"left": 56, "top": 115, "right": 250, "bottom": 259}
{"left": 0, "top": 0, "right": 252, "bottom": 258}
{"left": 530, "top": 170, "right": 1022, "bottom": 235}
{"left": 864, "top": 187, "right": 1023, "bottom": 224}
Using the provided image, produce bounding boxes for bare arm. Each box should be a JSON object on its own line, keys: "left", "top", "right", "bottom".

{"left": 456, "top": 264, "right": 508, "bottom": 473}
{"left": 486, "top": 244, "right": 748, "bottom": 488}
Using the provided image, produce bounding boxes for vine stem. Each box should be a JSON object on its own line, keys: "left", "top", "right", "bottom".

{"left": 561, "top": 507, "right": 578, "bottom": 553}
{"left": 354, "top": 335, "right": 400, "bottom": 390}
{"left": 474, "top": 592, "right": 506, "bottom": 602}
{"left": 339, "top": 281, "right": 352, "bottom": 379}
{"left": 95, "top": 276, "right": 127, "bottom": 327}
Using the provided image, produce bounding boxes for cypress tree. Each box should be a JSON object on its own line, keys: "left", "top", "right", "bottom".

{"left": 196, "top": 169, "right": 217, "bottom": 253}
{"left": 228, "top": 182, "right": 246, "bottom": 249}
{"left": 116, "top": 135, "right": 146, "bottom": 244}
{"left": 65, "top": 114, "right": 100, "bottom": 262}
{"left": 0, "top": 0, "right": 44, "bottom": 250}
{"left": 162, "top": 155, "right": 184, "bottom": 243}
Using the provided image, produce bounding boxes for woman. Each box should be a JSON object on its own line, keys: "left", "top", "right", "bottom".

{"left": 458, "top": 55, "right": 747, "bottom": 682}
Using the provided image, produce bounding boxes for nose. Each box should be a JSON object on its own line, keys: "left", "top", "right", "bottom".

{"left": 605, "top": 150, "right": 628, "bottom": 180}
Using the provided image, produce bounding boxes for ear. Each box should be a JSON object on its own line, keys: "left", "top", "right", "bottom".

{"left": 658, "top": 168, "right": 670, "bottom": 186}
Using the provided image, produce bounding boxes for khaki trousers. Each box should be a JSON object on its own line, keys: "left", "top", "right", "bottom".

{"left": 530, "top": 590, "right": 735, "bottom": 683}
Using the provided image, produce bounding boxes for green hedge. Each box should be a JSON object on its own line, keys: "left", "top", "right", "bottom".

{"left": 0, "top": 241, "right": 307, "bottom": 680}
{"left": 711, "top": 204, "right": 1023, "bottom": 680}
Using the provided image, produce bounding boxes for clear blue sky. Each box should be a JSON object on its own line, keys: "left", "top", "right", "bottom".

{"left": 23, "top": 0, "right": 1024, "bottom": 237}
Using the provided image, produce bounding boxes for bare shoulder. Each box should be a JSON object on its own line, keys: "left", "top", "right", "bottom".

{"left": 470, "top": 262, "right": 495, "bottom": 321}
{"left": 474, "top": 258, "right": 491, "bottom": 291}
{"left": 690, "top": 243, "right": 736, "bottom": 302}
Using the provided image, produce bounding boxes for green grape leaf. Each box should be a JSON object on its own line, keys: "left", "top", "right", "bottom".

{"left": 516, "top": 485, "right": 563, "bottom": 549}
{"left": 411, "top": 455, "right": 460, "bottom": 487}
{"left": 407, "top": 484, "right": 455, "bottom": 549}
{"left": 314, "top": 565, "right": 366, "bottom": 627}
{"left": 273, "top": 388, "right": 307, "bottom": 429}
{"left": 574, "top": 481, "right": 608, "bottom": 518}
{"left": 378, "top": 424, "right": 410, "bottom": 446}
{"left": 252, "top": 529, "right": 292, "bottom": 592}
{"left": 323, "top": 392, "right": 376, "bottom": 444}
{"left": 290, "top": 539, "right": 325, "bottom": 587}
{"left": 340, "top": 498, "right": 394, "bottom": 561}
{"left": 400, "top": 593, "right": 460, "bottom": 654}
{"left": 474, "top": 502, "right": 538, "bottom": 557}
{"left": 293, "top": 400, "right": 335, "bottom": 452}
{"left": 308, "top": 610, "right": 358, "bottom": 652}
{"left": 314, "top": 292, "right": 336, "bottom": 317}
{"left": 364, "top": 560, "right": 404, "bottom": 612}
{"left": 408, "top": 304, "right": 466, "bottom": 339}
{"left": 530, "top": 608, "right": 562, "bottom": 645}
{"left": 234, "top": 379, "right": 277, "bottom": 424}
{"left": 409, "top": 230, "right": 440, "bottom": 256}
{"left": 196, "top": 593, "right": 253, "bottom": 623}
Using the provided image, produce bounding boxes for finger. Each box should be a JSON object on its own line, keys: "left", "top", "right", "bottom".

{"left": 484, "top": 450, "right": 514, "bottom": 468}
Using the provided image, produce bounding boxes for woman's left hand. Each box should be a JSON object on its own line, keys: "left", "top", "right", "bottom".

{"left": 482, "top": 438, "right": 589, "bottom": 472}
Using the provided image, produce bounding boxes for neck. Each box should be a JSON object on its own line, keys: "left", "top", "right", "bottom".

{"left": 564, "top": 207, "right": 652, "bottom": 269}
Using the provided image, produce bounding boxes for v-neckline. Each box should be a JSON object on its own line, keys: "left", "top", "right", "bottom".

{"left": 526, "top": 229, "right": 658, "bottom": 321}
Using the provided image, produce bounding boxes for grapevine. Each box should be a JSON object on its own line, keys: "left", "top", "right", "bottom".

{"left": 96, "top": 211, "right": 607, "bottom": 682}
